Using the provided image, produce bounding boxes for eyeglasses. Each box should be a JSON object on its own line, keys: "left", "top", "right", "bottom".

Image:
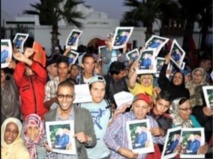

{"left": 57, "top": 94, "right": 74, "bottom": 99}
{"left": 179, "top": 107, "right": 192, "bottom": 111}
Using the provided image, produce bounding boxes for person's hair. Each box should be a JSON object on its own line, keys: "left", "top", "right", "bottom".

{"left": 109, "top": 61, "right": 126, "bottom": 75}
{"left": 57, "top": 56, "right": 69, "bottom": 66}
{"left": 82, "top": 53, "right": 95, "bottom": 64}
{"left": 70, "top": 64, "right": 79, "bottom": 70}
{"left": 178, "top": 97, "right": 188, "bottom": 105}
{"left": 200, "top": 57, "right": 211, "bottom": 64}
{"left": 58, "top": 79, "right": 74, "bottom": 90}
{"left": 156, "top": 91, "right": 172, "bottom": 103}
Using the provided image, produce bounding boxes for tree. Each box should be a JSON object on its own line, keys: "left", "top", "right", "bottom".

{"left": 24, "top": 0, "right": 84, "bottom": 54}
{"left": 122, "top": 0, "right": 178, "bottom": 41}
{"left": 177, "top": 0, "right": 212, "bottom": 52}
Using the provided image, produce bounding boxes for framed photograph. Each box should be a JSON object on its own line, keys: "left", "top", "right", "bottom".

{"left": 169, "top": 39, "right": 185, "bottom": 69}
{"left": 155, "top": 57, "right": 165, "bottom": 77}
{"left": 66, "top": 29, "right": 82, "bottom": 50}
{"left": 180, "top": 128, "right": 205, "bottom": 158}
{"left": 145, "top": 35, "right": 169, "bottom": 56}
{"left": 73, "top": 84, "right": 92, "bottom": 103}
{"left": 162, "top": 127, "right": 181, "bottom": 159}
{"left": 126, "top": 48, "right": 140, "bottom": 62}
{"left": 67, "top": 50, "right": 79, "bottom": 65}
{"left": 45, "top": 121, "right": 77, "bottom": 155}
{"left": 1, "top": 39, "right": 12, "bottom": 68}
{"left": 202, "top": 86, "right": 213, "bottom": 110}
{"left": 111, "top": 27, "right": 134, "bottom": 49}
{"left": 126, "top": 119, "right": 154, "bottom": 154}
{"left": 13, "top": 33, "right": 29, "bottom": 52}
{"left": 137, "top": 49, "right": 157, "bottom": 74}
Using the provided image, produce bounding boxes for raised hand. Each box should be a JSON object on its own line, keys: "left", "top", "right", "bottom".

{"left": 24, "top": 48, "right": 34, "bottom": 58}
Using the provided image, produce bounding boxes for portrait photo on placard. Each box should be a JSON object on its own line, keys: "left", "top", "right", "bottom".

{"left": 66, "top": 30, "right": 82, "bottom": 50}
{"left": 145, "top": 35, "right": 169, "bottom": 56}
{"left": 169, "top": 39, "right": 185, "bottom": 69}
{"left": 45, "top": 121, "right": 76, "bottom": 155}
{"left": 137, "top": 49, "right": 156, "bottom": 74}
{"left": 67, "top": 50, "right": 79, "bottom": 64}
{"left": 13, "top": 33, "right": 29, "bottom": 51}
{"left": 126, "top": 119, "right": 154, "bottom": 154}
{"left": 162, "top": 127, "right": 181, "bottom": 159}
{"left": 126, "top": 48, "right": 140, "bottom": 62}
{"left": 112, "top": 27, "right": 134, "bottom": 49}
{"left": 180, "top": 128, "right": 205, "bottom": 158}
{"left": 202, "top": 86, "right": 213, "bottom": 110}
{"left": 1, "top": 39, "right": 12, "bottom": 68}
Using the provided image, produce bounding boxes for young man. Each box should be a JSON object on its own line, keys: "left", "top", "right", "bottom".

{"left": 80, "top": 75, "right": 112, "bottom": 159}
{"left": 98, "top": 33, "right": 127, "bottom": 75}
{"left": 76, "top": 54, "right": 96, "bottom": 84}
{"left": 149, "top": 91, "right": 173, "bottom": 137}
{"left": 104, "top": 93, "right": 165, "bottom": 159}
{"left": 44, "top": 56, "right": 70, "bottom": 109}
{"left": 44, "top": 79, "right": 96, "bottom": 159}
{"left": 104, "top": 61, "right": 129, "bottom": 108}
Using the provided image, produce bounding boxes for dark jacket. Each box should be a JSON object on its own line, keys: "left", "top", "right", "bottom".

{"left": 1, "top": 78, "right": 21, "bottom": 124}
{"left": 158, "top": 63, "right": 190, "bottom": 100}
{"left": 104, "top": 75, "right": 129, "bottom": 106}
{"left": 45, "top": 105, "right": 96, "bottom": 159}
{"left": 13, "top": 61, "right": 48, "bottom": 119}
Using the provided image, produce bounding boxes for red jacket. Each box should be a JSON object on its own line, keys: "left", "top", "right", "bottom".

{"left": 14, "top": 61, "right": 48, "bottom": 119}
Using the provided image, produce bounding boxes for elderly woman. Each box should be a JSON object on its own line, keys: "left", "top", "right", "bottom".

{"left": 186, "top": 67, "right": 208, "bottom": 107}
{"left": 23, "top": 114, "right": 52, "bottom": 159}
{"left": 169, "top": 97, "right": 209, "bottom": 157}
{"left": 1, "top": 117, "right": 30, "bottom": 159}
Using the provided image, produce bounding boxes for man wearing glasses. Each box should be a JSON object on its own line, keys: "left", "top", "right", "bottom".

{"left": 44, "top": 79, "right": 96, "bottom": 159}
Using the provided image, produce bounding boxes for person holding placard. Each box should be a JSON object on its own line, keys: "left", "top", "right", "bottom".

{"left": 104, "top": 93, "right": 165, "bottom": 159}
{"left": 44, "top": 79, "right": 96, "bottom": 159}
{"left": 98, "top": 33, "right": 127, "bottom": 76}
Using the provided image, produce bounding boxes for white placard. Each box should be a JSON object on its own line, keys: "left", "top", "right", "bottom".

{"left": 65, "top": 29, "right": 82, "bottom": 50}
{"left": 73, "top": 84, "right": 92, "bottom": 103}
{"left": 13, "top": 33, "right": 29, "bottom": 53}
{"left": 113, "top": 91, "right": 134, "bottom": 109}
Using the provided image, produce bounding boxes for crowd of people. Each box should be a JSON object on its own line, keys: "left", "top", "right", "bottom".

{"left": 1, "top": 32, "right": 212, "bottom": 159}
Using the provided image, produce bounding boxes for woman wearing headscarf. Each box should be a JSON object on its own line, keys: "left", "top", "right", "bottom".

{"left": 169, "top": 97, "right": 209, "bottom": 157}
{"left": 23, "top": 114, "right": 52, "bottom": 159}
{"left": 186, "top": 67, "right": 208, "bottom": 107}
{"left": 128, "top": 60, "right": 160, "bottom": 98}
{"left": 1, "top": 117, "right": 30, "bottom": 159}
{"left": 158, "top": 54, "right": 190, "bottom": 100}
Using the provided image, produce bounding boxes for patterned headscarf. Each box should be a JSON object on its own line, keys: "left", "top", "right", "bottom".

{"left": 169, "top": 97, "right": 193, "bottom": 128}
{"left": 24, "top": 114, "right": 44, "bottom": 159}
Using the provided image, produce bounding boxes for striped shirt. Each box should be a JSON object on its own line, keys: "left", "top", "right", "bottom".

{"left": 104, "top": 111, "right": 165, "bottom": 159}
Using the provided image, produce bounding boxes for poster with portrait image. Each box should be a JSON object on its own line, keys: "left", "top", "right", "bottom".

{"left": 145, "top": 35, "right": 169, "bottom": 56}
{"left": 126, "top": 48, "right": 140, "bottom": 62}
{"left": 169, "top": 39, "right": 185, "bottom": 69}
{"left": 202, "top": 86, "right": 213, "bottom": 111}
{"left": 181, "top": 62, "right": 186, "bottom": 70}
{"left": 67, "top": 50, "right": 79, "bottom": 64}
{"left": 45, "top": 121, "right": 77, "bottom": 155}
{"left": 166, "top": 62, "right": 179, "bottom": 80}
{"left": 13, "top": 33, "right": 29, "bottom": 53}
{"left": 137, "top": 49, "right": 157, "bottom": 74}
{"left": 126, "top": 119, "right": 154, "bottom": 154}
{"left": 161, "top": 127, "right": 181, "bottom": 159}
{"left": 180, "top": 128, "right": 205, "bottom": 158}
{"left": 155, "top": 57, "right": 165, "bottom": 77}
{"left": 66, "top": 30, "right": 82, "bottom": 50}
{"left": 1, "top": 39, "right": 12, "bottom": 68}
{"left": 111, "top": 27, "right": 134, "bottom": 49}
